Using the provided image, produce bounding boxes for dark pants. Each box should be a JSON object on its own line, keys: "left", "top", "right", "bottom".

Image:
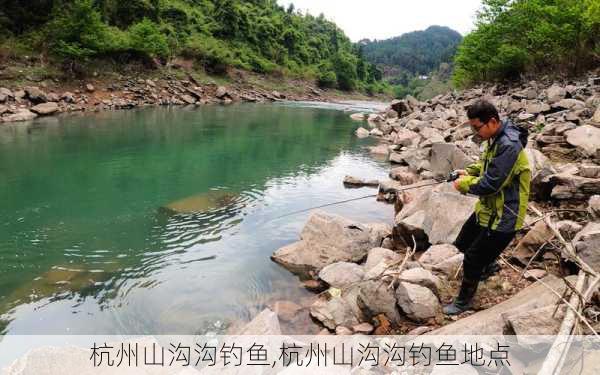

{"left": 454, "top": 213, "right": 516, "bottom": 281}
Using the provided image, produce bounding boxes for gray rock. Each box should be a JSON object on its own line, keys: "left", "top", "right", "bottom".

{"left": 503, "top": 304, "right": 563, "bottom": 336}
{"left": 271, "top": 300, "right": 303, "bottom": 322}
{"left": 0, "top": 104, "right": 8, "bottom": 115}
{"left": 3, "top": 109, "right": 37, "bottom": 122}
{"left": 398, "top": 267, "right": 443, "bottom": 297}
{"left": 85, "top": 83, "right": 95, "bottom": 92}
{"left": 419, "top": 243, "right": 462, "bottom": 275}
{"left": 271, "top": 211, "right": 387, "bottom": 279}
{"left": 350, "top": 113, "right": 365, "bottom": 121}
{"left": 310, "top": 292, "right": 361, "bottom": 330}
{"left": 343, "top": 175, "right": 379, "bottom": 188}
{"left": 565, "top": 125, "right": 600, "bottom": 156}
{"left": 556, "top": 220, "right": 583, "bottom": 239}
{"left": 0, "top": 87, "right": 13, "bottom": 101}
{"left": 30, "top": 102, "right": 59, "bottom": 115}
{"left": 389, "top": 167, "right": 420, "bottom": 185}
{"left": 335, "top": 326, "right": 353, "bottom": 335}
{"left": 352, "top": 322, "right": 374, "bottom": 334}
{"left": 393, "top": 184, "right": 476, "bottom": 249}
{"left": 369, "top": 128, "right": 383, "bottom": 137}
{"left": 215, "top": 86, "right": 228, "bottom": 99}
{"left": 574, "top": 222, "right": 600, "bottom": 273}
{"left": 546, "top": 84, "right": 566, "bottom": 103}
{"left": 355, "top": 127, "right": 370, "bottom": 138}
{"left": 525, "top": 148, "right": 556, "bottom": 199}
{"left": 393, "top": 128, "right": 420, "bottom": 147}
{"left": 429, "top": 143, "right": 474, "bottom": 180}
{"left": 24, "top": 86, "right": 47, "bottom": 103}
{"left": 580, "top": 165, "right": 600, "bottom": 178}
{"left": 549, "top": 173, "right": 600, "bottom": 200}
{"left": 526, "top": 101, "right": 550, "bottom": 114}
{"left": 319, "top": 262, "right": 365, "bottom": 289}
{"left": 357, "top": 279, "right": 402, "bottom": 325}
{"left": 511, "top": 221, "right": 553, "bottom": 266}
{"left": 593, "top": 106, "right": 600, "bottom": 124}
{"left": 181, "top": 94, "right": 196, "bottom": 104}
{"left": 363, "top": 248, "right": 401, "bottom": 273}
{"left": 237, "top": 308, "right": 282, "bottom": 335}
{"left": 552, "top": 98, "right": 586, "bottom": 110}
{"left": 395, "top": 282, "right": 441, "bottom": 322}
{"left": 589, "top": 195, "right": 600, "bottom": 220}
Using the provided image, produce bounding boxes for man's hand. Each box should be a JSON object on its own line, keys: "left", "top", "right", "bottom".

{"left": 455, "top": 170, "right": 467, "bottom": 177}
{"left": 453, "top": 178, "right": 463, "bottom": 191}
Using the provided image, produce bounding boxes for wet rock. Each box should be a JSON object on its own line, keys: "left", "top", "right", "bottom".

{"left": 355, "top": 127, "right": 370, "bottom": 138}
{"left": 357, "top": 279, "right": 402, "bottom": 325}
{"left": 3, "top": 109, "right": 37, "bottom": 122}
{"left": 24, "top": 86, "right": 47, "bottom": 103}
{"left": 395, "top": 282, "right": 441, "bottom": 322}
{"left": 302, "top": 280, "right": 327, "bottom": 293}
{"left": 393, "top": 184, "right": 476, "bottom": 249}
{"left": 237, "top": 308, "right": 282, "bottom": 335}
{"left": 350, "top": 113, "right": 365, "bottom": 121}
{"left": 319, "top": 262, "right": 364, "bottom": 289}
{"left": 573, "top": 222, "right": 600, "bottom": 273}
{"left": 343, "top": 175, "right": 379, "bottom": 188}
{"left": 589, "top": 195, "right": 600, "bottom": 220}
{"left": 271, "top": 211, "right": 386, "bottom": 279}
{"left": 30, "top": 102, "right": 59, "bottom": 115}
{"left": 565, "top": 125, "right": 600, "bottom": 156}
{"left": 398, "top": 267, "right": 443, "bottom": 297}
{"left": 272, "top": 301, "right": 303, "bottom": 322}
{"left": 161, "top": 191, "right": 237, "bottom": 214}
{"left": 368, "top": 144, "right": 389, "bottom": 156}
{"left": 429, "top": 143, "right": 474, "bottom": 180}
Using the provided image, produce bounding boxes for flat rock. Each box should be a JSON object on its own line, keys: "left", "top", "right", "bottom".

{"left": 350, "top": 113, "right": 365, "bottom": 121}
{"left": 523, "top": 269, "right": 548, "bottom": 281}
{"left": 511, "top": 220, "right": 553, "bottom": 266}
{"left": 352, "top": 322, "right": 374, "bottom": 334}
{"left": 343, "top": 175, "right": 379, "bottom": 187}
{"left": 395, "top": 282, "right": 441, "bottom": 322}
{"left": 3, "top": 109, "right": 37, "bottom": 122}
{"left": 503, "top": 304, "right": 563, "bottom": 336}
{"left": 30, "top": 102, "right": 59, "bottom": 115}
{"left": 389, "top": 167, "right": 420, "bottom": 185}
{"left": 589, "top": 195, "right": 600, "bottom": 220}
{"left": 368, "top": 144, "right": 389, "bottom": 155}
{"left": 271, "top": 211, "right": 386, "bottom": 279}
{"left": 548, "top": 173, "right": 600, "bottom": 200}
{"left": 565, "top": 125, "right": 600, "bottom": 156}
{"left": 429, "top": 275, "right": 573, "bottom": 335}
{"left": 318, "top": 262, "right": 364, "bottom": 289}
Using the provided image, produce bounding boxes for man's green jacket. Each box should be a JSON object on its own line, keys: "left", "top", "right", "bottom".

{"left": 456, "top": 119, "right": 531, "bottom": 232}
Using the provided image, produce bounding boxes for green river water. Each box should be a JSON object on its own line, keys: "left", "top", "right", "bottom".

{"left": 0, "top": 102, "right": 393, "bottom": 335}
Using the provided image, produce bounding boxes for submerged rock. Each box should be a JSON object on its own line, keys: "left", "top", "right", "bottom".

{"left": 237, "top": 308, "right": 282, "bottom": 335}
{"left": 161, "top": 190, "right": 237, "bottom": 214}
{"left": 355, "top": 127, "right": 370, "bottom": 138}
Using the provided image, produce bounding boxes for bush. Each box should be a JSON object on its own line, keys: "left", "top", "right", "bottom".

{"left": 333, "top": 52, "right": 358, "bottom": 91}
{"left": 317, "top": 70, "right": 337, "bottom": 88}
{"left": 182, "top": 35, "right": 233, "bottom": 74}
{"left": 127, "top": 19, "right": 169, "bottom": 59}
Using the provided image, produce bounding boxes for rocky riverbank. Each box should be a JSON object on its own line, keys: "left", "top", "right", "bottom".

{"left": 0, "top": 73, "right": 381, "bottom": 123}
{"left": 263, "top": 72, "right": 600, "bottom": 338}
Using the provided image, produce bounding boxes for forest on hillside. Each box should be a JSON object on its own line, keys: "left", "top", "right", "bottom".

{"left": 453, "top": 0, "right": 600, "bottom": 87}
{"left": 0, "top": 0, "right": 384, "bottom": 92}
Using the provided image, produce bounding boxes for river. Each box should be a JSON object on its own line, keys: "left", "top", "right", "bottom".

{"left": 0, "top": 102, "right": 393, "bottom": 335}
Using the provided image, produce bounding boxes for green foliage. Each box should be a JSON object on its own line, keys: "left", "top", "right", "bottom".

{"left": 453, "top": 0, "right": 600, "bottom": 87}
{"left": 128, "top": 19, "right": 169, "bottom": 59}
{"left": 2, "top": 0, "right": 381, "bottom": 91}
{"left": 317, "top": 70, "right": 337, "bottom": 89}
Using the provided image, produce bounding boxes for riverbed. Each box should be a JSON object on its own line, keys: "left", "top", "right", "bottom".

{"left": 0, "top": 102, "right": 393, "bottom": 335}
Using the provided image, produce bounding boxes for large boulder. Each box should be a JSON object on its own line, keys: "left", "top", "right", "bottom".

{"left": 318, "top": 262, "right": 364, "bottom": 289}
{"left": 363, "top": 248, "right": 401, "bottom": 273}
{"left": 395, "top": 282, "right": 441, "bottom": 322}
{"left": 429, "top": 143, "right": 475, "bottom": 180}
{"left": 548, "top": 173, "right": 600, "bottom": 200}
{"left": 511, "top": 220, "right": 554, "bottom": 266}
{"left": 24, "top": 86, "right": 48, "bottom": 104}
{"left": 393, "top": 184, "right": 476, "bottom": 249}
{"left": 565, "top": 125, "right": 600, "bottom": 156}
{"left": 215, "top": 86, "right": 229, "bottom": 99}
{"left": 393, "top": 129, "right": 420, "bottom": 147}
{"left": 357, "top": 279, "right": 402, "bottom": 325}
{"left": 310, "top": 287, "right": 363, "bottom": 330}
{"left": 573, "top": 222, "right": 600, "bottom": 273}
{"left": 30, "top": 102, "right": 59, "bottom": 115}
{"left": 271, "top": 211, "right": 387, "bottom": 279}
{"left": 546, "top": 84, "right": 566, "bottom": 103}
{"left": 355, "top": 127, "right": 370, "bottom": 138}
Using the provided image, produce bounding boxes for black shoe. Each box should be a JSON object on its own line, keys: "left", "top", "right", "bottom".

{"left": 480, "top": 261, "right": 501, "bottom": 281}
{"left": 443, "top": 278, "right": 479, "bottom": 315}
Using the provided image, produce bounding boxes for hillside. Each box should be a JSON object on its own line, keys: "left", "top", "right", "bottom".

{"left": 0, "top": 0, "right": 384, "bottom": 93}
{"left": 360, "top": 26, "right": 462, "bottom": 79}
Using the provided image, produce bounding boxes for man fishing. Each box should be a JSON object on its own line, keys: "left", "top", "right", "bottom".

{"left": 444, "top": 100, "right": 531, "bottom": 315}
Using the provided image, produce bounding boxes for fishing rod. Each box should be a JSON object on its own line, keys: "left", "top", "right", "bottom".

{"left": 270, "top": 179, "right": 450, "bottom": 221}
